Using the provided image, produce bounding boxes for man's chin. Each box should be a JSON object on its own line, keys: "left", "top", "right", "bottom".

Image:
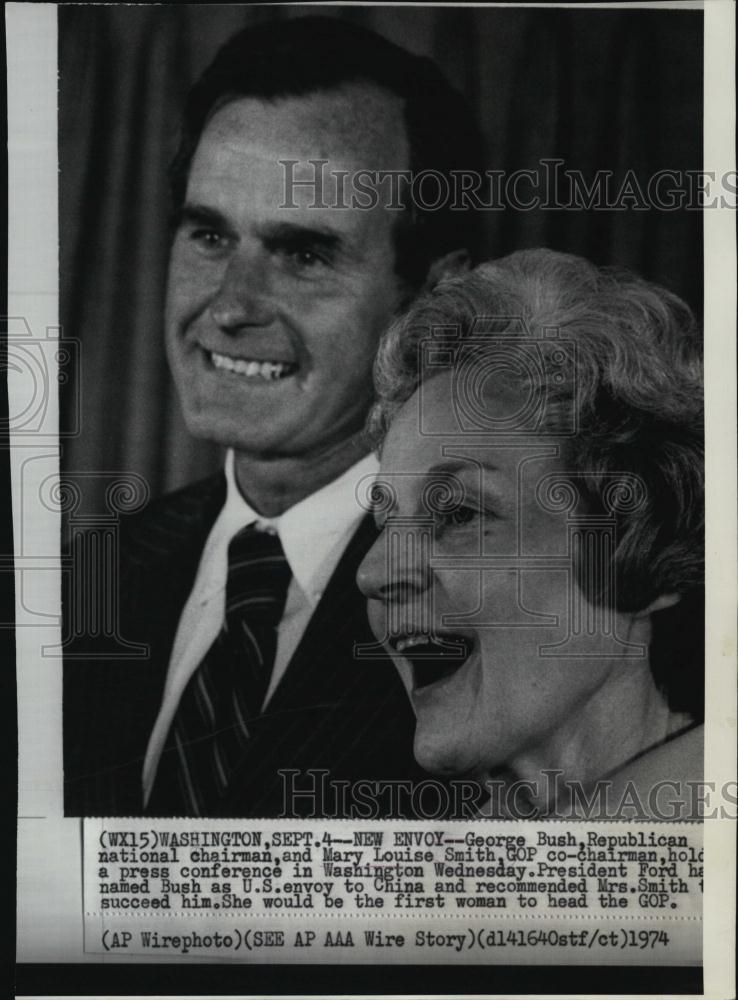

{"left": 179, "top": 409, "right": 279, "bottom": 453}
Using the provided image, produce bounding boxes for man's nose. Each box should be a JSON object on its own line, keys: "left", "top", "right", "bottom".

{"left": 209, "top": 251, "right": 276, "bottom": 331}
{"left": 357, "top": 520, "right": 433, "bottom": 602}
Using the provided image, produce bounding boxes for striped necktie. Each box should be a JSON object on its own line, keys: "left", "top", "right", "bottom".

{"left": 147, "top": 524, "right": 291, "bottom": 816}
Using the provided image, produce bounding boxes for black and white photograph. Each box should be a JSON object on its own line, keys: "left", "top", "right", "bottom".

{"left": 8, "top": 2, "right": 736, "bottom": 997}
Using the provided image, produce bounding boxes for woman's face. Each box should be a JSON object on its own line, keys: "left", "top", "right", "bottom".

{"left": 357, "top": 370, "right": 652, "bottom": 784}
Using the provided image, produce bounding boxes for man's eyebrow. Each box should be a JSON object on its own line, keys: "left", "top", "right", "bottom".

{"left": 171, "top": 208, "right": 348, "bottom": 255}
{"left": 259, "top": 221, "right": 344, "bottom": 254}
{"left": 171, "top": 203, "right": 233, "bottom": 233}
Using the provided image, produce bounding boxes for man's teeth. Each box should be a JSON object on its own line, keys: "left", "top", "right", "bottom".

{"left": 211, "top": 351, "right": 294, "bottom": 380}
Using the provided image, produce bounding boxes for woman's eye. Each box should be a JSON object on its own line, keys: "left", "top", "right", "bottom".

{"left": 439, "top": 505, "right": 479, "bottom": 527}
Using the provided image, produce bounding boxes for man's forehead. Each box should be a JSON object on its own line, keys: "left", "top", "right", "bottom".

{"left": 197, "top": 83, "right": 410, "bottom": 171}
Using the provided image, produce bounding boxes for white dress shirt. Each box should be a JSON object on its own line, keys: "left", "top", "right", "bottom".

{"left": 142, "top": 449, "right": 378, "bottom": 804}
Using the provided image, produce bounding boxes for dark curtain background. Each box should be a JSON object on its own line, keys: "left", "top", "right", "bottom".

{"left": 59, "top": 4, "right": 703, "bottom": 511}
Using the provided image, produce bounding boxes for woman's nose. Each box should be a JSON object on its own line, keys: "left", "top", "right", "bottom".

{"left": 209, "top": 252, "right": 276, "bottom": 331}
{"left": 357, "top": 521, "right": 432, "bottom": 601}
{"left": 356, "top": 534, "right": 386, "bottom": 599}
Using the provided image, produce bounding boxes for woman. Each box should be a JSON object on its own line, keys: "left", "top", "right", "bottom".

{"left": 357, "top": 248, "right": 704, "bottom": 819}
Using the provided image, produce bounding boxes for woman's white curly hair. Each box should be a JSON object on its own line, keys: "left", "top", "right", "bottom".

{"left": 370, "top": 248, "right": 704, "bottom": 616}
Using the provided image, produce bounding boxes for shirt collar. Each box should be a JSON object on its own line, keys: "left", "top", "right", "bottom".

{"left": 222, "top": 449, "right": 378, "bottom": 606}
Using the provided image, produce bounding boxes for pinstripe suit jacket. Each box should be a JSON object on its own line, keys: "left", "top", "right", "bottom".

{"left": 63, "top": 472, "right": 425, "bottom": 817}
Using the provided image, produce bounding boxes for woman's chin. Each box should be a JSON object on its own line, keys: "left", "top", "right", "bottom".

{"left": 413, "top": 728, "right": 474, "bottom": 779}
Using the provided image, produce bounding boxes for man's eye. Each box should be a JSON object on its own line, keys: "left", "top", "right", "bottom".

{"left": 178, "top": 226, "right": 232, "bottom": 257}
{"left": 294, "top": 249, "right": 320, "bottom": 265}
{"left": 190, "top": 228, "right": 226, "bottom": 249}
{"left": 281, "top": 247, "right": 329, "bottom": 271}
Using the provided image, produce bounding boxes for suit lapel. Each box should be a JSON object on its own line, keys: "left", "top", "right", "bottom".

{"left": 125, "top": 473, "right": 226, "bottom": 652}
{"left": 105, "top": 473, "right": 228, "bottom": 812}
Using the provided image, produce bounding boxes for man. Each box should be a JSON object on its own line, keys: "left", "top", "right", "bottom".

{"left": 63, "top": 15, "right": 485, "bottom": 817}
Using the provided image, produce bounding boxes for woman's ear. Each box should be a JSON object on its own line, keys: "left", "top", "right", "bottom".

{"left": 634, "top": 592, "right": 682, "bottom": 617}
{"left": 423, "top": 249, "right": 472, "bottom": 291}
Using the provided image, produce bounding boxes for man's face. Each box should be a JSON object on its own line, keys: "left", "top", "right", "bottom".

{"left": 165, "top": 85, "right": 410, "bottom": 460}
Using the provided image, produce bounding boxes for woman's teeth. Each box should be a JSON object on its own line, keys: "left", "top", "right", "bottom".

{"left": 393, "top": 634, "right": 470, "bottom": 657}
{"left": 210, "top": 351, "right": 295, "bottom": 380}
{"left": 396, "top": 635, "right": 432, "bottom": 654}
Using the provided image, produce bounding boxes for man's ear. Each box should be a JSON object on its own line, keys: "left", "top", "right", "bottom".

{"left": 634, "top": 592, "right": 682, "bottom": 618}
{"left": 422, "top": 249, "right": 472, "bottom": 292}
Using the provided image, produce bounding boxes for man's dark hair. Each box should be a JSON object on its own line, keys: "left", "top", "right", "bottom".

{"left": 170, "top": 15, "right": 486, "bottom": 287}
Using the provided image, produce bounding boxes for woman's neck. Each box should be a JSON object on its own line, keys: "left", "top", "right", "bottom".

{"left": 478, "top": 666, "right": 692, "bottom": 819}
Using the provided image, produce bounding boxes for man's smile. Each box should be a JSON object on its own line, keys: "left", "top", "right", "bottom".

{"left": 209, "top": 349, "right": 298, "bottom": 381}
